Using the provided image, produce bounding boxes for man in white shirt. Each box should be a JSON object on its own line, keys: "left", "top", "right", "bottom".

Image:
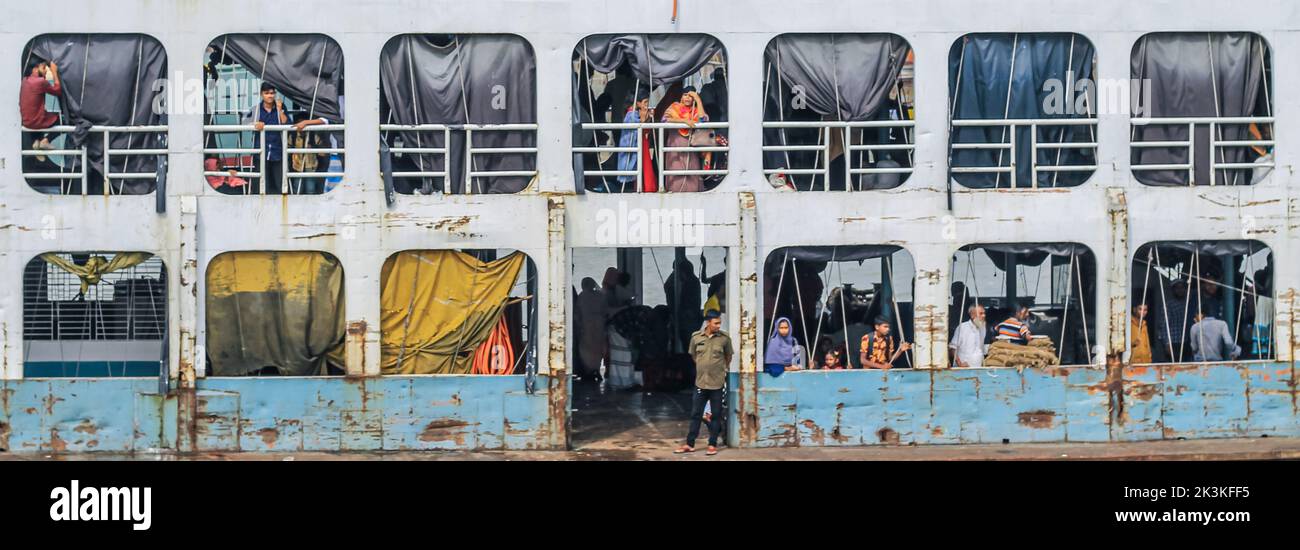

{"left": 950, "top": 304, "right": 988, "bottom": 368}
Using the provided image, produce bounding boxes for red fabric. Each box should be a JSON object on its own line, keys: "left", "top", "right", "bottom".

{"left": 640, "top": 129, "right": 657, "bottom": 193}
{"left": 20, "top": 75, "right": 61, "bottom": 130}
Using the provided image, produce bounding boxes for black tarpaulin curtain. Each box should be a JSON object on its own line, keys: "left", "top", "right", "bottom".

{"left": 966, "top": 242, "right": 1092, "bottom": 271}
{"left": 1138, "top": 240, "right": 1265, "bottom": 258}
{"left": 949, "top": 33, "right": 1096, "bottom": 188}
{"left": 380, "top": 34, "right": 536, "bottom": 194}
{"left": 581, "top": 34, "right": 722, "bottom": 87}
{"left": 26, "top": 34, "right": 168, "bottom": 194}
{"left": 1131, "top": 33, "right": 1268, "bottom": 186}
{"left": 762, "top": 34, "right": 911, "bottom": 190}
{"left": 213, "top": 34, "right": 344, "bottom": 123}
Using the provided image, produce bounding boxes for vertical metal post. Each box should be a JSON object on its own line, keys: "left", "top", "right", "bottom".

{"left": 1188, "top": 122, "right": 1196, "bottom": 186}
{"left": 1030, "top": 122, "right": 1038, "bottom": 189}
{"left": 80, "top": 147, "right": 88, "bottom": 196}
{"left": 103, "top": 131, "right": 111, "bottom": 196}
{"left": 465, "top": 128, "right": 475, "bottom": 195}
{"left": 443, "top": 127, "right": 452, "bottom": 194}
{"left": 259, "top": 127, "right": 267, "bottom": 195}
{"left": 843, "top": 125, "right": 851, "bottom": 190}
{"left": 1208, "top": 121, "right": 1217, "bottom": 186}
{"left": 657, "top": 127, "right": 665, "bottom": 193}
{"left": 823, "top": 125, "right": 831, "bottom": 191}
{"left": 635, "top": 125, "right": 643, "bottom": 192}
{"left": 281, "top": 129, "right": 289, "bottom": 194}
{"left": 1009, "top": 123, "right": 1018, "bottom": 189}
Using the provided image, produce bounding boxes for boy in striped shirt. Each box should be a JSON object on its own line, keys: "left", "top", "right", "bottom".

{"left": 994, "top": 303, "right": 1033, "bottom": 345}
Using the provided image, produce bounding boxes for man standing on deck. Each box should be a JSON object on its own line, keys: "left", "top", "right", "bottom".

{"left": 675, "top": 310, "right": 731, "bottom": 456}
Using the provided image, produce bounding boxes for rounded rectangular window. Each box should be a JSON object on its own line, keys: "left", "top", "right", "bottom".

{"left": 203, "top": 34, "right": 345, "bottom": 195}
{"left": 764, "top": 246, "right": 914, "bottom": 370}
{"left": 1131, "top": 240, "right": 1273, "bottom": 363}
{"left": 950, "top": 243, "right": 1096, "bottom": 368}
{"left": 20, "top": 34, "right": 168, "bottom": 196}
{"left": 205, "top": 251, "right": 345, "bottom": 376}
{"left": 763, "top": 34, "right": 914, "bottom": 191}
{"left": 1130, "top": 32, "right": 1273, "bottom": 186}
{"left": 23, "top": 252, "right": 166, "bottom": 377}
{"left": 572, "top": 34, "right": 729, "bottom": 193}
{"left": 381, "top": 250, "right": 537, "bottom": 374}
{"left": 380, "top": 34, "right": 537, "bottom": 195}
{"left": 949, "top": 33, "right": 1098, "bottom": 189}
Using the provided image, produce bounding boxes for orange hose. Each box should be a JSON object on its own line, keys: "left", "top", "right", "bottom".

{"left": 471, "top": 316, "right": 514, "bottom": 375}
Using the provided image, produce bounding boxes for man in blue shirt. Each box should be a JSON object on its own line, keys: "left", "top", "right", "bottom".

{"left": 245, "top": 83, "right": 330, "bottom": 194}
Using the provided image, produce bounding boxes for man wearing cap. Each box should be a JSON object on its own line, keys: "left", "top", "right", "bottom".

{"left": 675, "top": 309, "right": 732, "bottom": 456}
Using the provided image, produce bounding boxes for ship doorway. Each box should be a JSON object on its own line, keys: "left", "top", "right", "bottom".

{"left": 569, "top": 246, "right": 728, "bottom": 450}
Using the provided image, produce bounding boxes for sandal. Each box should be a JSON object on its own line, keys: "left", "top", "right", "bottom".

{"left": 706, "top": 446, "right": 718, "bottom": 456}
{"left": 673, "top": 445, "right": 695, "bottom": 454}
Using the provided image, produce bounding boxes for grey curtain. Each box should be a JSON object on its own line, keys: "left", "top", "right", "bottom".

{"left": 380, "top": 34, "right": 536, "bottom": 194}
{"left": 26, "top": 34, "right": 168, "bottom": 194}
{"left": 214, "top": 34, "right": 345, "bottom": 123}
{"left": 581, "top": 34, "right": 723, "bottom": 86}
{"left": 1131, "top": 33, "right": 1269, "bottom": 186}
{"left": 949, "top": 33, "right": 1096, "bottom": 189}
{"left": 763, "top": 34, "right": 912, "bottom": 190}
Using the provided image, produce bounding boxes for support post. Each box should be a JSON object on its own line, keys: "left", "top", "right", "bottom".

{"left": 735, "top": 192, "right": 759, "bottom": 447}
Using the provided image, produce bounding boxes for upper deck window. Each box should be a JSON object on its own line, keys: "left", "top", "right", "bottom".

{"left": 762, "top": 34, "right": 914, "bottom": 191}
{"left": 573, "top": 34, "right": 729, "bottom": 193}
{"left": 203, "top": 34, "right": 345, "bottom": 195}
{"left": 1131, "top": 33, "right": 1273, "bottom": 186}
{"left": 764, "top": 246, "right": 915, "bottom": 370}
{"left": 20, "top": 34, "right": 168, "bottom": 196}
{"left": 950, "top": 243, "right": 1096, "bottom": 368}
{"left": 379, "top": 34, "right": 537, "bottom": 197}
{"left": 1131, "top": 241, "right": 1273, "bottom": 363}
{"left": 23, "top": 252, "right": 166, "bottom": 377}
{"left": 949, "top": 33, "right": 1098, "bottom": 189}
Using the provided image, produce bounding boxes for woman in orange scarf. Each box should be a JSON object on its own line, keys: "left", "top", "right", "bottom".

{"left": 661, "top": 88, "right": 709, "bottom": 192}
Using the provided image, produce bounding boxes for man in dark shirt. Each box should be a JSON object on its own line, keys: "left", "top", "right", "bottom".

{"left": 675, "top": 309, "right": 732, "bottom": 456}
{"left": 246, "top": 83, "right": 290, "bottom": 193}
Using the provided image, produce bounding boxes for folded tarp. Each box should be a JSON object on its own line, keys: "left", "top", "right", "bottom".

{"left": 581, "top": 34, "right": 723, "bottom": 87}
{"left": 765, "top": 244, "right": 903, "bottom": 276}
{"left": 380, "top": 250, "right": 526, "bottom": 375}
{"left": 206, "top": 252, "right": 345, "bottom": 376}
{"left": 763, "top": 34, "right": 911, "bottom": 190}
{"left": 380, "top": 34, "right": 536, "bottom": 194}
{"left": 25, "top": 34, "right": 167, "bottom": 194}
{"left": 41, "top": 252, "right": 153, "bottom": 295}
{"left": 211, "top": 34, "right": 345, "bottom": 123}
{"left": 1136, "top": 240, "right": 1268, "bottom": 259}
{"left": 949, "top": 33, "right": 1096, "bottom": 188}
{"left": 962, "top": 242, "right": 1093, "bottom": 271}
{"left": 1131, "top": 33, "right": 1269, "bottom": 186}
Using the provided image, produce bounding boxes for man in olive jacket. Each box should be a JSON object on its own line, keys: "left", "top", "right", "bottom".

{"left": 675, "top": 309, "right": 732, "bottom": 456}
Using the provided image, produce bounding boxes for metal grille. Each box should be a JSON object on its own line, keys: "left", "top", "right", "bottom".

{"left": 23, "top": 253, "right": 167, "bottom": 341}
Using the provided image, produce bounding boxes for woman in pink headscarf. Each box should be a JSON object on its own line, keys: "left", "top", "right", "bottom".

{"left": 204, "top": 157, "right": 248, "bottom": 191}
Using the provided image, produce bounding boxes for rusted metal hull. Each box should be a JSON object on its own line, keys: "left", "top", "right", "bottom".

{"left": 751, "top": 361, "right": 1299, "bottom": 447}
{"left": 0, "top": 375, "right": 556, "bottom": 453}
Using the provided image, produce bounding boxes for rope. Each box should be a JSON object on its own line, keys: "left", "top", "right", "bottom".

{"left": 580, "top": 39, "right": 609, "bottom": 193}
{"left": 885, "top": 255, "right": 912, "bottom": 369}
{"left": 810, "top": 247, "right": 836, "bottom": 367}
{"left": 1049, "top": 34, "right": 1077, "bottom": 188}
{"left": 116, "top": 35, "right": 145, "bottom": 196}
{"left": 1181, "top": 251, "right": 1199, "bottom": 362}
{"left": 830, "top": 34, "right": 844, "bottom": 191}
{"left": 791, "top": 258, "right": 813, "bottom": 367}
{"left": 1233, "top": 243, "right": 1253, "bottom": 346}
{"left": 401, "top": 39, "right": 429, "bottom": 191}
{"left": 454, "top": 35, "right": 480, "bottom": 193}
{"left": 836, "top": 258, "right": 853, "bottom": 369}
{"left": 1152, "top": 247, "right": 1176, "bottom": 361}
{"left": 1074, "top": 250, "right": 1091, "bottom": 365}
{"left": 1058, "top": 252, "right": 1075, "bottom": 362}
{"left": 394, "top": 251, "right": 424, "bottom": 372}
{"left": 994, "top": 33, "right": 1019, "bottom": 188}
{"left": 1137, "top": 246, "right": 1154, "bottom": 362}
{"left": 774, "top": 47, "right": 797, "bottom": 188}
{"left": 1206, "top": 34, "right": 1229, "bottom": 186}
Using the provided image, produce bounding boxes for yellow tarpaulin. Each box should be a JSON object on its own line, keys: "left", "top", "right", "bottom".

{"left": 381, "top": 250, "right": 525, "bottom": 375}
{"left": 41, "top": 252, "right": 153, "bottom": 294}
{"left": 206, "top": 251, "right": 346, "bottom": 376}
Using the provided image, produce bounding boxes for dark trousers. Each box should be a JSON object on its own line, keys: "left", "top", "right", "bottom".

{"left": 256, "top": 158, "right": 285, "bottom": 194}
{"left": 686, "top": 386, "right": 725, "bottom": 447}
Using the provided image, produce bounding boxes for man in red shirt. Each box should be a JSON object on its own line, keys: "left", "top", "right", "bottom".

{"left": 21, "top": 59, "right": 63, "bottom": 179}
{"left": 21, "top": 59, "right": 61, "bottom": 130}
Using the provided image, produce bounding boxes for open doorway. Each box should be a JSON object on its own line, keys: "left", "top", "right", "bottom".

{"left": 570, "top": 246, "right": 728, "bottom": 450}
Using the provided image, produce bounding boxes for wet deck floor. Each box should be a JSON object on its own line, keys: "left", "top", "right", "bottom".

{"left": 570, "top": 379, "right": 699, "bottom": 451}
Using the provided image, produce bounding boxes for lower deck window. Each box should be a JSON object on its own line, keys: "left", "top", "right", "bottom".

{"left": 380, "top": 250, "right": 537, "bottom": 375}
{"left": 23, "top": 252, "right": 166, "bottom": 377}
{"left": 764, "top": 245, "right": 915, "bottom": 370}
{"left": 950, "top": 243, "right": 1096, "bottom": 368}
{"left": 205, "top": 251, "right": 345, "bottom": 376}
{"left": 1131, "top": 241, "right": 1273, "bottom": 363}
